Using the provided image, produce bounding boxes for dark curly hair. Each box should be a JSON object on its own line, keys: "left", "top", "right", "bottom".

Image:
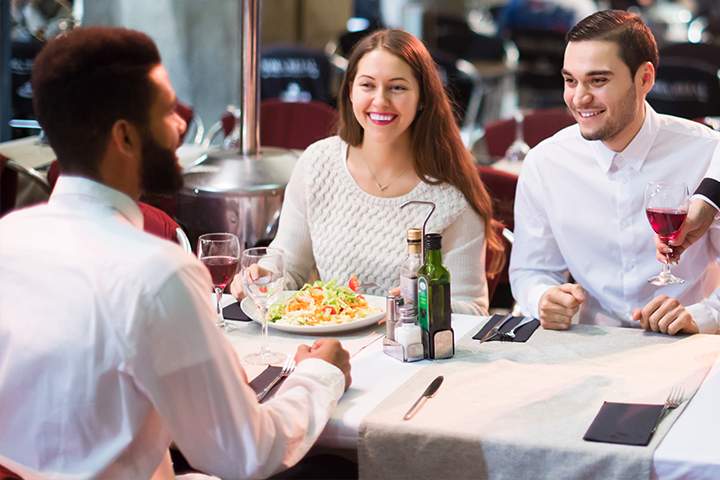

{"left": 32, "top": 27, "right": 161, "bottom": 176}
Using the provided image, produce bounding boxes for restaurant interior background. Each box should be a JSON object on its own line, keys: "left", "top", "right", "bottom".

{"left": 2, "top": 0, "right": 720, "bottom": 310}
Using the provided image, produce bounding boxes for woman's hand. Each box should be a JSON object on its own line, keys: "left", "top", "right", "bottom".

{"left": 229, "top": 264, "right": 261, "bottom": 300}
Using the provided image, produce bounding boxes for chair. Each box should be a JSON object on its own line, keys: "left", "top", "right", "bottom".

{"left": 0, "top": 153, "right": 51, "bottom": 218}
{"left": 478, "top": 165, "right": 519, "bottom": 308}
{"left": 481, "top": 107, "right": 575, "bottom": 159}
{"left": 648, "top": 43, "right": 720, "bottom": 119}
{"left": 204, "top": 100, "right": 338, "bottom": 150}
{"left": 46, "top": 160, "right": 191, "bottom": 252}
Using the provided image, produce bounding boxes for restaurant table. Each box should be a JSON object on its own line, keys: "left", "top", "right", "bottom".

{"left": 221, "top": 295, "right": 720, "bottom": 479}
{"left": 488, "top": 157, "right": 523, "bottom": 176}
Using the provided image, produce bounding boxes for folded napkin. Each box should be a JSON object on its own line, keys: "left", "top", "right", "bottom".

{"left": 472, "top": 314, "right": 540, "bottom": 342}
{"left": 223, "top": 301, "right": 253, "bottom": 322}
{"left": 249, "top": 365, "right": 287, "bottom": 402}
{"left": 583, "top": 401, "right": 664, "bottom": 446}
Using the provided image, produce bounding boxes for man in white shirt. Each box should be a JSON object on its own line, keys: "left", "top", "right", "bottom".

{"left": 509, "top": 10, "right": 720, "bottom": 335}
{"left": 0, "top": 27, "right": 351, "bottom": 479}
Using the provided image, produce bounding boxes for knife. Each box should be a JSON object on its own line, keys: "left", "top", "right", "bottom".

{"left": 403, "top": 375, "right": 444, "bottom": 420}
{"left": 478, "top": 314, "right": 514, "bottom": 343}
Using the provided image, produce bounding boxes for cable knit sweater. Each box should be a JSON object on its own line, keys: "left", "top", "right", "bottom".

{"left": 270, "top": 136, "right": 489, "bottom": 315}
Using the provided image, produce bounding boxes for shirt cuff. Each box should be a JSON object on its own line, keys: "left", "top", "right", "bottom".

{"left": 693, "top": 178, "right": 720, "bottom": 211}
{"left": 292, "top": 357, "right": 346, "bottom": 399}
{"left": 525, "top": 282, "right": 556, "bottom": 319}
{"left": 685, "top": 302, "right": 720, "bottom": 334}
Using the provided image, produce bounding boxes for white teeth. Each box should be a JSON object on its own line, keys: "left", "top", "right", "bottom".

{"left": 579, "top": 111, "right": 602, "bottom": 118}
{"left": 369, "top": 113, "right": 394, "bottom": 121}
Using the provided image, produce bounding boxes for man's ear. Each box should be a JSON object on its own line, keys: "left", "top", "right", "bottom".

{"left": 109, "top": 120, "right": 141, "bottom": 157}
{"left": 637, "top": 61, "right": 655, "bottom": 94}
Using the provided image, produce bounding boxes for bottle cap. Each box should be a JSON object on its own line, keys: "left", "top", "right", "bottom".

{"left": 424, "top": 233, "right": 442, "bottom": 250}
{"left": 407, "top": 228, "right": 422, "bottom": 243}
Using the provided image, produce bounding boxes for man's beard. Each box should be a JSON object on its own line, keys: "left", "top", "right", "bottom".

{"left": 579, "top": 86, "right": 637, "bottom": 143}
{"left": 139, "top": 131, "right": 184, "bottom": 194}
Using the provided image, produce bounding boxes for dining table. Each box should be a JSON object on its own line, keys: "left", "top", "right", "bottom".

{"left": 221, "top": 295, "right": 720, "bottom": 480}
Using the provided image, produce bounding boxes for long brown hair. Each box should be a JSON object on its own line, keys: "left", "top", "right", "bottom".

{"left": 337, "top": 29, "right": 504, "bottom": 276}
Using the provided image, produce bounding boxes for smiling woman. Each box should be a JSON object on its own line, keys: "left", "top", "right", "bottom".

{"left": 230, "top": 29, "right": 504, "bottom": 316}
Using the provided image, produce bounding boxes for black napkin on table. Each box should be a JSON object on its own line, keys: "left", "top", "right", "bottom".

{"left": 583, "top": 401, "right": 664, "bottom": 446}
{"left": 223, "top": 301, "right": 253, "bottom": 322}
{"left": 472, "top": 314, "right": 540, "bottom": 342}
{"left": 249, "top": 365, "right": 287, "bottom": 402}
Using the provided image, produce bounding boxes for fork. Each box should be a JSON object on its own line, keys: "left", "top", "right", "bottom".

{"left": 500, "top": 317, "right": 536, "bottom": 341}
{"left": 257, "top": 356, "right": 295, "bottom": 402}
{"left": 651, "top": 386, "right": 684, "bottom": 434}
{"left": 479, "top": 314, "right": 514, "bottom": 343}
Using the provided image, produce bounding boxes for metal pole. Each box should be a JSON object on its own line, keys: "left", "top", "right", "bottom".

{"left": 0, "top": 0, "right": 12, "bottom": 141}
{"left": 240, "top": 0, "right": 260, "bottom": 156}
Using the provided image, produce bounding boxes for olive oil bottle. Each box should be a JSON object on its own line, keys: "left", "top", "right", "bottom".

{"left": 417, "top": 233, "right": 454, "bottom": 359}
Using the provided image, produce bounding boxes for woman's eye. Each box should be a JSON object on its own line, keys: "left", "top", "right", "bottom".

{"left": 391, "top": 85, "right": 407, "bottom": 92}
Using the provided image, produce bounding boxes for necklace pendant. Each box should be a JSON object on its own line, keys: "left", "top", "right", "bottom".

{"left": 376, "top": 182, "right": 388, "bottom": 192}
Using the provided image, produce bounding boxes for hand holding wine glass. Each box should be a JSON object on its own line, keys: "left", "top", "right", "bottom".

{"left": 197, "top": 233, "right": 241, "bottom": 329}
{"left": 241, "top": 247, "right": 286, "bottom": 365}
{"left": 644, "top": 182, "right": 689, "bottom": 286}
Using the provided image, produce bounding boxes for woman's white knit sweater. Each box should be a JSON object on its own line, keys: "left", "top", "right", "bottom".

{"left": 270, "top": 136, "right": 489, "bottom": 315}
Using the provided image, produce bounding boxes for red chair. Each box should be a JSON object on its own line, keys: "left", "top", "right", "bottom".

{"left": 0, "top": 464, "right": 22, "bottom": 479}
{"left": 478, "top": 165, "right": 518, "bottom": 307}
{"left": 47, "top": 160, "right": 190, "bottom": 251}
{"left": 175, "top": 100, "right": 204, "bottom": 145}
{"left": 205, "top": 100, "right": 338, "bottom": 150}
{"left": 485, "top": 221, "right": 513, "bottom": 303}
{"left": 483, "top": 107, "right": 575, "bottom": 159}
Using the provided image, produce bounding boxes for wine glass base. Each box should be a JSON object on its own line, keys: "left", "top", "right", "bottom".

{"left": 244, "top": 351, "right": 287, "bottom": 366}
{"left": 648, "top": 274, "right": 685, "bottom": 286}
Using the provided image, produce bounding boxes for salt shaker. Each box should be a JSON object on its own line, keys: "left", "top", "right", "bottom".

{"left": 395, "top": 304, "right": 424, "bottom": 362}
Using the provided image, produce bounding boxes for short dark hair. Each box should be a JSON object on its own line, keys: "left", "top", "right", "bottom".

{"left": 566, "top": 10, "right": 658, "bottom": 77}
{"left": 32, "top": 27, "right": 161, "bottom": 176}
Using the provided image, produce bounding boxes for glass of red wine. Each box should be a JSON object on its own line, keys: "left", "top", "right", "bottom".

{"left": 197, "top": 233, "right": 241, "bottom": 329}
{"left": 241, "top": 247, "right": 286, "bottom": 365}
{"left": 644, "top": 182, "right": 689, "bottom": 286}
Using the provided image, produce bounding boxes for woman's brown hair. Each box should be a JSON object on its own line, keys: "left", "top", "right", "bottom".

{"left": 337, "top": 29, "right": 504, "bottom": 276}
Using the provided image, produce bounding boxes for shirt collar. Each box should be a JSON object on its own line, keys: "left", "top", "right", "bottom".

{"left": 589, "top": 102, "right": 659, "bottom": 174}
{"left": 49, "top": 175, "right": 144, "bottom": 229}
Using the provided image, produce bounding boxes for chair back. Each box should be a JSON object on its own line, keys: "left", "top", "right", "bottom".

{"left": 261, "top": 45, "right": 334, "bottom": 105}
{"left": 0, "top": 154, "right": 51, "bottom": 218}
{"left": 485, "top": 222, "right": 513, "bottom": 304}
{"left": 648, "top": 49, "right": 720, "bottom": 118}
{"left": 431, "top": 49, "right": 480, "bottom": 128}
{"left": 483, "top": 107, "right": 575, "bottom": 159}
{"left": 508, "top": 28, "right": 566, "bottom": 107}
{"left": 207, "top": 100, "right": 338, "bottom": 150}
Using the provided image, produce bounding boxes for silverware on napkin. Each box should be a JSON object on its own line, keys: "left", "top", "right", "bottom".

{"left": 403, "top": 375, "right": 444, "bottom": 420}
{"left": 479, "top": 314, "right": 514, "bottom": 343}
{"left": 257, "top": 357, "right": 295, "bottom": 402}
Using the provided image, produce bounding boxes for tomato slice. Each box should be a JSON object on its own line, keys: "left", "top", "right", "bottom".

{"left": 348, "top": 274, "right": 360, "bottom": 292}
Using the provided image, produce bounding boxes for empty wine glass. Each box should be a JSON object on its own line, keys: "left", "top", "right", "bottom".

{"left": 504, "top": 111, "right": 530, "bottom": 162}
{"left": 241, "top": 247, "right": 286, "bottom": 365}
{"left": 198, "top": 233, "right": 241, "bottom": 329}
{"left": 644, "top": 182, "right": 689, "bottom": 285}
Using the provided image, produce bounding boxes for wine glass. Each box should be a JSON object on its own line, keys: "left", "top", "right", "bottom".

{"left": 644, "top": 182, "right": 689, "bottom": 286}
{"left": 504, "top": 111, "right": 530, "bottom": 162}
{"left": 241, "top": 247, "right": 286, "bottom": 365}
{"left": 197, "top": 233, "right": 240, "bottom": 329}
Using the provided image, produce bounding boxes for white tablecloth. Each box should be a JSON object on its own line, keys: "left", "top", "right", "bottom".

{"left": 221, "top": 294, "right": 720, "bottom": 479}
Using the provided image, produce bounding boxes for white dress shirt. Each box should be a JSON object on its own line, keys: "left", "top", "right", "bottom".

{"left": 0, "top": 176, "right": 345, "bottom": 479}
{"left": 510, "top": 104, "right": 720, "bottom": 332}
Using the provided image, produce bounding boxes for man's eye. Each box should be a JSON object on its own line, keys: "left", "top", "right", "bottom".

{"left": 592, "top": 78, "right": 608, "bottom": 85}
{"left": 563, "top": 78, "right": 576, "bottom": 85}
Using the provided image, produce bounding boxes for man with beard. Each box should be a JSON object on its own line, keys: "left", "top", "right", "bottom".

{"left": 509, "top": 10, "right": 720, "bottom": 335}
{"left": 0, "top": 27, "right": 351, "bottom": 479}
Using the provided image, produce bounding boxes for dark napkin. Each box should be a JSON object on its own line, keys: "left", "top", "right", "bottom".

{"left": 223, "top": 301, "right": 253, "bottom": 322}
{"left": 472, "top": 314, "right": 540, "bottom": 342}
{"left": 583, "top": 401, "right": 664, "bottom": 446}
{"left": 249, "top": 365, "right": 287, "bottom": 402}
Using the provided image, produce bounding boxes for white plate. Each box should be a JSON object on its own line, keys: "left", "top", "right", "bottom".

{"left": 240, "top": 291, "right": 386, "bottom": 334}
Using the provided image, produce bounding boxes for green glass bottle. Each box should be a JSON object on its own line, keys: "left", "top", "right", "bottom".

{"left": 417, "top": 233, "right": 454, "bottom": 359}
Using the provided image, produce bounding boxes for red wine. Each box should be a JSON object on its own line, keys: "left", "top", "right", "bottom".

{"left": 646, "top": 208, "right": 687, "bottom": 240}
{"left": 202, "top": 256, "right": 239, "bottom": 289}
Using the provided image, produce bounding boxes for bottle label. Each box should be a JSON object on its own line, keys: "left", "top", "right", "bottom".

{"left": 400, "top": 275, "right": 417, "bottom": 304}
{"left": 417, "top": 277, "right": 429, "bottom": 331}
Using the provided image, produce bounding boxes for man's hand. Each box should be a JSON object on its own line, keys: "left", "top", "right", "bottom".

{"left": 632, "top": 295, "right": 699, "bottom": 335}
{"left": 657, "top": 198, "right": 716, "bottom": 262}
{"left": 538, "top": 284, "right": 585, "bottom": 330}
{"left": 295, "top": 339, "right": 352, "bottom": 391}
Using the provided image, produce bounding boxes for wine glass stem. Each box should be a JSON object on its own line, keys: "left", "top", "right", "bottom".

{"left": 260, "top": 304, "right": 270, "bottom": 360}
{"left": 662, "top": 253, "right": 672, "bottom": 277}
{"left": 215, "top": 287, "right": 225, "bottom": 329}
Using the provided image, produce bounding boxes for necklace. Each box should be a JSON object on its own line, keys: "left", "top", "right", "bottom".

{"left": 363, "top": 159, "right": 411, "bottom": 192}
